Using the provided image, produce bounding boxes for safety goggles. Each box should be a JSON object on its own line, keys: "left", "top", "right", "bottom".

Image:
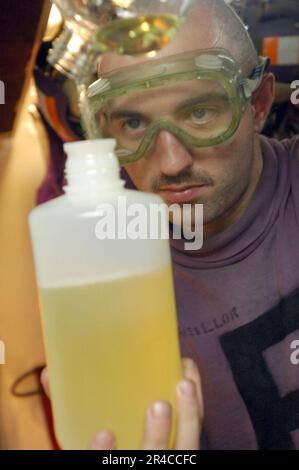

{"left": 87, "top": 48, "right": 269, "bottom": 165}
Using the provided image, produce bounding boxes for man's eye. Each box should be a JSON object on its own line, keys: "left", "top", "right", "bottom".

{"left": 190, "top": 108, "right": 215, "bottom": 124}
{"left": 123, "top": 118, "right": 146, "bottom": 132}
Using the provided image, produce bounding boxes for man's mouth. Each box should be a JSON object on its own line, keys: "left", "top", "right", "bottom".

{"left": 158, "top": 184, "right": 209, "bottom": 204}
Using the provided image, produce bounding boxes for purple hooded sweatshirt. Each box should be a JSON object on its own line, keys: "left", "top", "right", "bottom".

{"left": 170, "top": 135, "right": 299, "bottom": 450}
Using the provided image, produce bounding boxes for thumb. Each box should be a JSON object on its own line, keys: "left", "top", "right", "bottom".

{"left": 40, "top": 367, "right": 51, "bottom": 398}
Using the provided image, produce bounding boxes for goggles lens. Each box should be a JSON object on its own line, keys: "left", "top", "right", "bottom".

{"left": 97, "top": 79, "right": 236, "bottom": 163}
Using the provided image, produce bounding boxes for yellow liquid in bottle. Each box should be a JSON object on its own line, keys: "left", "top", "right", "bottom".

{"left": 40, "top": 265, "right": 182, "bottom": 449}
{"left": 94, "top": 14, "right": 181, "bottom": 55}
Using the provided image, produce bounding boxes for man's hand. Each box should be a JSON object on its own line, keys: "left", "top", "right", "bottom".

{"left": 41, "top": 357, "right": 203, "bottom": 450}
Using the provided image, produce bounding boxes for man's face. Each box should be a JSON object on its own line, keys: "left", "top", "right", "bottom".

{"left": 125, "top": 109, "right": 255, "bottom": 227}
{"left": 101, "top": 79, "right": 257, "bottom": 228}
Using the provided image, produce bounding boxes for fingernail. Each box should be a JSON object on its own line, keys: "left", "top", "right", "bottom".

{"left": 178, "top": 379, "right": 196, "bottom": 397}
{"left": 150, "top": 401, "right": 171, "bottom": 418}
{"left": 93, "top": 431, "right": 115, "bottom": 448}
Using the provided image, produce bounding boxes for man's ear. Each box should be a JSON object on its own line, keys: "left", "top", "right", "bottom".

{"left": 251, "top": 73, "right": 276, "bottom": 133}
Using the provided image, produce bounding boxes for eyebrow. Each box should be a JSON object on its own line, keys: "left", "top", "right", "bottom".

{"left": 108, "top": 109, "right": 148, "bottom": 121}
{"left": 176, "top": 92, "right": 230, "bottom": 112}
{"left": 106, "top": 92, "right": 229, "bottom": 120}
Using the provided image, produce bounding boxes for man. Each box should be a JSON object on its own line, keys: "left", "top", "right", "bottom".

{"left": 42, "top": 0, "right": 299, "bottom": 449}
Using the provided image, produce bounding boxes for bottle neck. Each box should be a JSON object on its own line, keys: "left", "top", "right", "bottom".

{"left": 63, "top": 140, "right": 125, "bottom": 202}
{"left": 47, "top": 21, "right": 97, "bottom": 84}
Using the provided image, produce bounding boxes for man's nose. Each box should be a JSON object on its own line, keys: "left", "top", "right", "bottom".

{"left": 149, "top": 130, "right": 193, "bottom": 176}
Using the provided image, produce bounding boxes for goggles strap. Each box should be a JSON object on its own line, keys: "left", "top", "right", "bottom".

{"left": 242, "top": 56, "right": 270, "bottom": 98}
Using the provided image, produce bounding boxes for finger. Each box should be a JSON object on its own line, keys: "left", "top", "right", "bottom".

{"left": 40, "top": 367, "right": 51, "bottom": 398}
{"left": 141, "top": 401, "right": 172, "bottom": 450}
{"left": 89, "top": 430, "right": 117, "bottom": 450}
{"left": 173, "top": 358, "right": 204, "bottom": 450}
{"left": 181, "top": 357, "right": 204, "bottom": 420}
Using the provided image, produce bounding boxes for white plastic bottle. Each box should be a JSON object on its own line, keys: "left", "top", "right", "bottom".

{"left": 29, "top": 139, "right": 182, "bottom": 450}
